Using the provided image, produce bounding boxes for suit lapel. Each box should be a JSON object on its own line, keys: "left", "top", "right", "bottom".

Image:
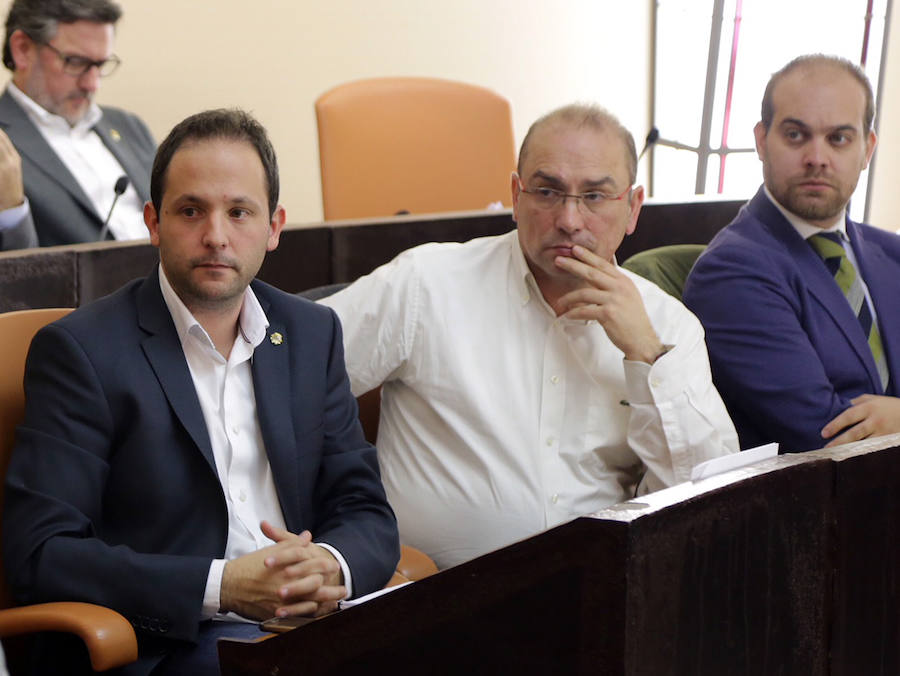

{"left": 850, "top": 222, "right": 900, "bottom": 392}
{"left": 749, "top": 191, "right": 881, "bottom": 388}
{"left": 249, "top": 292, "right": 300, "bottom": 527}
{"left": 136, "top": 272, "right": 218, "bottom": 477}
{"left": 95, "top": 115, "right": 151, "bottom": 202}
{"left": 0, "top": 89, "right": 99, "bottom": 218}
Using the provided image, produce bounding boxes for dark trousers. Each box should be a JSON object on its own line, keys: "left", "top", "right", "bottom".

{"left": 150, "top": 621, "right": 269, "bottom": 676}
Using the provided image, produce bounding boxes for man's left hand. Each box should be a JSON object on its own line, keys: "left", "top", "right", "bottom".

{"left": 260, "top": 521, "right": 344, "bottom": 616}
{"left": 821, "top": 394, "right": 900, "bottom": 447}
{"left": 554, "top": 245, "right": 665, "bottom": 364}
{"left": 0, "top": 130, "right": 25, "bottom": 211}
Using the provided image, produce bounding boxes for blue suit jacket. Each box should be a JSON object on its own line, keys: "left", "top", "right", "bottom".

{"left": 684, "top": 187, "right": 900, "bottom": 452}
{"left": 0, "top": 87, "right": 155, "bottom": 248}
{"left": 3, "top": 272, "right": 399, "bottom": 671}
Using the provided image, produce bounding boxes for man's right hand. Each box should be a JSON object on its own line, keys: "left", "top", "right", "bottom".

{"left": 219, "top": 521, "right": 347, "bottom": 621}
{"left": 0, "top": 129, "right": 25, "bottom": 211}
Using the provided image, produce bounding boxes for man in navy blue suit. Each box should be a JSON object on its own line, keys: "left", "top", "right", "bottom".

{"left": 685, "top": 55, "right": 900, "bottom": 453}
{"left": 3, "top": 109, "right": 399, "bottom": 675}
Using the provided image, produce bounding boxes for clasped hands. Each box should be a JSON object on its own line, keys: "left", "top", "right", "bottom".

{"left": 553, "top": 245, "right": 665, "bottom": 364}
{"left": 220, "top": 520, "right": 346, "bottom": 621}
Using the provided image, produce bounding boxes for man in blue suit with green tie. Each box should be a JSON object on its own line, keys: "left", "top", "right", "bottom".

{"left": 685, "top": 54, "right": 900, "bottom": 453}
{"left": 3, "top": 108, "right": 399, "bottom": 675}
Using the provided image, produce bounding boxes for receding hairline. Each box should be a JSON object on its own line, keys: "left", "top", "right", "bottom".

{"left": 517, "top": 104, "right": 638, "bottom": 185}
{"left": 761, "top": 54, "right": 875, "bottom": 132}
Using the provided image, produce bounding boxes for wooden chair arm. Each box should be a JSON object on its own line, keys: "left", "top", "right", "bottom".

{"left": 0, "top": 602, "right": 138, "bottom": 671}
{"left": 396, "top": 544, "right": 438, "bottom": 582}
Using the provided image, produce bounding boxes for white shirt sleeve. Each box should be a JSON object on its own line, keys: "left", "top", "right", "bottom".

{"left": 202, "top": 559, "right": 226, "bottom": 620}
{"left": 0, "top": 198, "right": 29, "bottom": 232}
{"left": 624, "top": 298, "right": 739, "bottom": 493}
{"left": 316, "top": 541, "right": 353, "bottom": 599}
{"left": 319, "top": 253, "right": 421, "bottom": 395}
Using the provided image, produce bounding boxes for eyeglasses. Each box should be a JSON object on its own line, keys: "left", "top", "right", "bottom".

{"left": 40, "top": 42, "right": 121, "bottom": 77}
{"left": 517, "top": 177, "right": 631, "bottom": 214}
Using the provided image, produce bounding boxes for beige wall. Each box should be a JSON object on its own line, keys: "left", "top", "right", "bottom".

{"left": 0, "top": 0, "right": 652, "bottom": 224}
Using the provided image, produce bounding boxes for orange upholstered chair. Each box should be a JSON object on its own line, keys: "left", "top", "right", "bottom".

{"left": 0, "top": 307, "right": 139, "bottom": 672}
{"left": 315, "top": 76, "right": 516, "bottom": 220}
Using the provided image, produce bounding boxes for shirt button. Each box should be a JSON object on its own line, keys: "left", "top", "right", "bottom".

{"left": 550, "top": 375, "right": 559, "bottom": 385}
{"left": 546, "top": 437, "right": 554, "bottom": 447}
{"left": 239, "top": 490, "right": 247, "bottom": 502}
{"left": 231, "top": 426, "right": 240, "bottom": 435}
{"left": 550, "top": 494, "right": 559, "bottom": 504}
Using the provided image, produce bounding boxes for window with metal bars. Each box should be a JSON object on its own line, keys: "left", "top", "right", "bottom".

{"left": 649, "top": 0, "right": 891, "bottom": 222}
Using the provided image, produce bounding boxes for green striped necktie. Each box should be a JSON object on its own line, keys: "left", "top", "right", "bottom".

{"left": 808, "top": 231, "right": 889, "bottom": 392}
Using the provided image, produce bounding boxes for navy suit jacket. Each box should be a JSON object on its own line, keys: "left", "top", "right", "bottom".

{"left": 3, "top": 272, "right": 399, "bottom": 670}
{"left": 684, "top": 187, "right": 900, "bottom": 453}
{"left": 0, "top": 87, "right": 155, "bottom": 248}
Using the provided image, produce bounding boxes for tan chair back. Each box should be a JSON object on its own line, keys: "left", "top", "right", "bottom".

{"left": 316, "top": 76, "right": 516, "bottom": 220}
{"left": 0, "top": 308, "right": 73, "bottom": 608}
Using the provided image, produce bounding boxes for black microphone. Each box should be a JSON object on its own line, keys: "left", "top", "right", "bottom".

{"left": 638, "top": 127, "right": 659, "bottom": 160}
{"left": 97, "top": 175, "right": 130, "bottom": 241}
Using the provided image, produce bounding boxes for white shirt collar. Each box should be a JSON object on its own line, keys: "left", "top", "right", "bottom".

{"left": 508, "top": 230, "right": 537, "bottom": 304}
{"left": 8, "top": 80, "right": 102, "bottom": 135}
{"left": 157, "top": 265, "right": 269, "bottom": 353}
{"left": 763, "top": 184, "right": 847, "bottom": 241}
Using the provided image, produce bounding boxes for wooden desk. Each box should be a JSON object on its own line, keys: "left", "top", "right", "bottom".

{"left": 220, "top": 435, "right": 900, "bottom": 675}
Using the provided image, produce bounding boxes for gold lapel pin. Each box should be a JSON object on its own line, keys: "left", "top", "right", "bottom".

{"left": 110, "top": 128, "right": 121, "bottom": 142}
{"left": 269, "top": 332, "right": 284, "bottom": 345}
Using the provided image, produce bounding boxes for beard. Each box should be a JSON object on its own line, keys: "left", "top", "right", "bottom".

{"left": 768, "top": 178, "right": 852, "bottom": 224}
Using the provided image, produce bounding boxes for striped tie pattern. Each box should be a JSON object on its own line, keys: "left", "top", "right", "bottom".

{"left": 808, "top": 232, "right": 889, "bottom": 392}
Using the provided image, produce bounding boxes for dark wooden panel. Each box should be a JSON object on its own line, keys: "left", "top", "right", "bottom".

{"left": 0, "top": 248, "right": 76, "bottom": 311}
{"left": 76, "top": 242, "right": 159, "bottom": 304}
{"left": 219, "top": 517, "right": 627, "bottom": 676}
{"left": 220, "top": 450, "right": 837, "bottom": 676}
{"left": 330, "top": 210, "right": 515, "bottom": 282}
{"left": 618, "top": 459, "right": 832, "bottom": 675}
{"left": 617, "top": 199, "right": 744, "bottom": 262}
{"left": 257, "top": 226, "right": 331, "bottom": 293}
{"left": 830, "top": 439, "right": 900, "bottom": 676}
{"left": 0, "top": 201, "right": 743, "bottom": 310}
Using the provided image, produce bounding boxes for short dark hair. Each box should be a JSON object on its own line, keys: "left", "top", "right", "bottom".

{"left": 760, "top": 54, "right": 875, "bottom": 132}
{"left": 151, "top": 109, "right": 280, "bottom": 218}
{"left": 517, "top": 103, "right": 638, "bottom": 185}
{"left": 3, "top": 0, "right": 121, "bottom": 70}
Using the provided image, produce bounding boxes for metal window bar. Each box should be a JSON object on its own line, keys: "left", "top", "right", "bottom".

{"left": 650, "top": 0, "right": 891, "bottom": 210}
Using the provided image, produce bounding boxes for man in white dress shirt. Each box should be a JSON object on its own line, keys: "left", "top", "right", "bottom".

{"left": 0, "top": 0, "right": 155, "bottom": 249}
{"left": 321, "top": 103, "right": 738, "bottom": 570}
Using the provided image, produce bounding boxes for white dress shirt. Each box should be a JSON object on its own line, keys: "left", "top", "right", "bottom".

{"left": 321, "top": 231, "right": 738, "bottom": 569}
{"left": 158, "top": 267, "right": 350, "bottom": 621}
{"left": 5, "top": 83, "right": 146, "bottom": 240}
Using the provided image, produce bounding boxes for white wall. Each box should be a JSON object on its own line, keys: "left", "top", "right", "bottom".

{"left": 0, "top": 0, "right": 651, "bottom": 224}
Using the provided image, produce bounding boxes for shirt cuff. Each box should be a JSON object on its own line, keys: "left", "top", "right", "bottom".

{"left": 623, "top": 344, "right": 676, "bottom": 404}
{"left": 316, "top": 541, "right": 352, "bottom": 599}
{"left": 203, "top": 558, "right": 227, "bottom": 620}
{"left": 0, "top": 198, "right": 29, "bottom": 232}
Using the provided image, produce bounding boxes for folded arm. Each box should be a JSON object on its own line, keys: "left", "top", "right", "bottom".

{"left": 685, "top": 246, "right": 855, "bottom": 452}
